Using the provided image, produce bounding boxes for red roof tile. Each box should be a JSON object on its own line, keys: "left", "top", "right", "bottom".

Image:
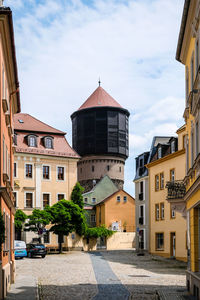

{"left": 14, "top": 113, "right": 65, "bottom": 134}
{"left": 78, "top": 86, "right": 122, "bottom": 111}
{"left": 14, "top": 113, "right": 80, "bottom": 159}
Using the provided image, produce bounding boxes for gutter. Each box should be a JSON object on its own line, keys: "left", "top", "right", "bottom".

{"left": 176, "top": 0, "right": 191, "bottom": 62}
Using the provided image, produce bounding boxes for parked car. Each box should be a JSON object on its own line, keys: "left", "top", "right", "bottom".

{"left": 26, "top": 243, "right": 46, "bottom": 258}
{"left": 14, "top": 240, "right": 27, "bottom": 259}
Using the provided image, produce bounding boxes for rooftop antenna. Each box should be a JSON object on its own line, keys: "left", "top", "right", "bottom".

{"left": 98, "top": 77, "right": 101, "bottom": 87}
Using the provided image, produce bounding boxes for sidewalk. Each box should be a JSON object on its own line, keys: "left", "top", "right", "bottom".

{"left": 6, "top": 273, "right": 37, "bottom": 300}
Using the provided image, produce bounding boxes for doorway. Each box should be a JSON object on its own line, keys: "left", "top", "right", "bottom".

{"left": 170, "top": 232, "right": 176, "bottom": 258}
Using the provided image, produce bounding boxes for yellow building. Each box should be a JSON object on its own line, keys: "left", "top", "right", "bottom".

{"left": 175, "top": 0, "right": 200, "bottom": 296}
{"left": 95, "top": 189, "right": 135, "bottom": 232}
{"left": 147, "top": 129, "right": 187, "bottom": 262}
{"left": 13, "top": 113, "right": 79, "bottom": 247}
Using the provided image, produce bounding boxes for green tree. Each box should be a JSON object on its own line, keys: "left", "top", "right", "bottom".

{"left": 25, "top": 208, "right": 52, "bottom": 236}
{"left": 70, "top": 182, "right": 84, "bottom": 209}
{"left": 84, "top": 225, "right": 114, "bottom": 239}
{"left": 0, "top": 211, "right": 5, "bottom": 250}
{"left": 15, "top": 209, "right": 27, "bottom": 231}
{"left": 49, "top": 200, "right": 86, "bottom": 252}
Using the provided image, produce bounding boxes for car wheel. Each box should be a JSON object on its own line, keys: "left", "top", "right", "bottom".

{"left": 20, "top": 257, "right": 23, "bottom": 259}
{"left": 41, "top": 255, "right": 45, "bottom": 258}
{"left": 28, "top": 252, "right": 32, "bottom": 258}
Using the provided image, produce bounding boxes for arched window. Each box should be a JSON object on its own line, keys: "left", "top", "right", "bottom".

{"left": 28, "top": 135, "right": 37, "bottom": 147}
{"left": 44, "top": 137, "right": 53, "bottom": 149}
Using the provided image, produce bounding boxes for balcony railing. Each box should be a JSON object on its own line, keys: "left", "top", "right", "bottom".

{"left": 165, "top": 180, "right": 186, "bottom": 200}
{"left": 139, "top": 217, "right": 144, "bottom": 225}
{"left": 139, "top": 193, "right": 143, "bottom": 200}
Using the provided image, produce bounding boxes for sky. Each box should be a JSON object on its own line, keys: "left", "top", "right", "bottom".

{"left": 7, "top": 0, "right": 185, "bottom": 196}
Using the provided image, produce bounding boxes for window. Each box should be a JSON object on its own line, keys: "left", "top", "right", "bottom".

{"left": 171, "top": 141, "right": 176, "bottom": 153}
{"left": 26, "top": 164, "right": 32, "bottom": 178}
{"left": 158, "top": 147, "right": 162, "bottom": 159}
{"left": 171, "top": 205, "right": 176, "bottom": 219}
{"left": 91, "top": 214, "right": 96, "bottom": 223}
{"left": 44, "top": 231, "right": 50, "bottom": 244}
{"left": 57, "top": 194, "right": 65, "bottom": 201}
{"left": 156, "top": 233, "right": 164, "bottom": 250}
{"left": 160, "top": 203, "right": 164, "bottom": 220}
{"left": 196, "top": 122, "right": 199, "bottom": 157}
{"left": 186, "top": 67, "right": 189, "bottom": 106}
{"left": 13, "top": 134, "right": 17, "bottom": 146}
{"left": 13, "top": 192, "right": 17, "bottom": 208}
{"left": 14, "top": 162, "right": 17, "bottom": 178}
{"left": 196, "top": 39, "right": 199, "bottom": 74}
{"left": 170, "top": 169, "right": 175, "bottom": 182}
{"left": 43, "top": 166, "right": 50, "bottom": 179}
{"left": 28, "top": 135, "right": 37, "bottom": 147}
{"left": 119, "top": 166, "right": 121, "bottom": 172}
{"left": 183, "top": 135, "right": 186, "bottom": 150}
{"left": 191, "top": 131, "right": 194, "bottom": 166}
{"left": 107, "top": 165, "right": 110, "bottom": 171}
{"left": 160, "top": 173, "right": 164, "bottom": 189}
{"left": 155, "top": 204, "right": 159, "bottom": 221}
{"left": 43, "top": 194, "right": 50, "bottom": 207}
{"left": 84, "top": 197, "right": 88, "bottom": 203}
{"left": 92, "top": 198, "right": 96, "bottom": 203}
{"left": 92, "top": 165, "right": 95, "bottom": 172}
{"left": 123, "top": 196, "right": 127, "bottom": 203}
{"left": 44, "top": 137, "right": 53, "bottom": 149}
{"left": 139, "top": 205, "right": 144, "bottom": 225}
{"left": 57, "top": 167, "right": 64, "bottom": 180}
{"left": 3, "top": 135, "right": 5, "bottom": 172}
{"left": 191, "top": 53, "right": 194, "bottom": 89}
{"left": 155, "top": 175, "right": 159, "bottom": 191}
{"left": 140, "top": 181, "right": 143, "bottom": 193}
{"left": 26, "top": 193, "right": 33, "bottom": 208}
{"left": 117, "top": 196, "right": 120, "bottom": 202}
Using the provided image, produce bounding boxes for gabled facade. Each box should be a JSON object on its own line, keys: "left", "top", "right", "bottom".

{"left": 0, "top": 5, "right": 21, "bottom": 299}
{"left": 13, "top": 113, "right": 79, "bottom": 247}
{"left": 175, "top": 0, "right": 200, "bottom": 296}
{"left": 147, "top": 130, "right": 187, "bottom": 262}
{"left": 134, "top": 152, "right": 150, "bottom": 251}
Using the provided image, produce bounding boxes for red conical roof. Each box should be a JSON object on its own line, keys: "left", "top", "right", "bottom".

{"left": 78, "top": 86, "right": 122, "bottom": 111}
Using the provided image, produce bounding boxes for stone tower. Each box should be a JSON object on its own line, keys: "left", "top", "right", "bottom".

{"left": 71, "top": 85, "right": 129, "bottom": 192}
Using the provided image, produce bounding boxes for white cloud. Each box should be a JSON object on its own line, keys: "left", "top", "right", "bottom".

{"left": 9, "top": 0, "right": 185, "bottom": 195}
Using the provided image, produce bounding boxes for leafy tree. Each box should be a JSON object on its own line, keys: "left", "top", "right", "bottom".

{"left": 0, "top": 211, "right": 5, "bottom": 250}
{"left": 49, "top": 200, "right": 86, "bottom": 252}
{"left": 70, "top": 182, "right": 84, "bottom": 209}
{"left": 15, "top": 209, "right": 27, "bottom": 231}
{"left": 25, "top": 208, "right": 52, "bottom": 234}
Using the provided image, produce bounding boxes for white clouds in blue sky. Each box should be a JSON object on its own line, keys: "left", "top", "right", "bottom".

{"left": 7, "top": 0, "right": 185, "bottom": 195}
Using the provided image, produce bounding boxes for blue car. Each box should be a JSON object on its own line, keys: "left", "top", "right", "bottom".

{"left": 14, "top": 240, "right": 27, "bottom": 259}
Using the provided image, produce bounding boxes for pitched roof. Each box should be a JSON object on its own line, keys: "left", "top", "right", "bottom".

{"left": 78, "top": 86, "right": 122, "bottom": 111}
{"left": 96, "top": 189, "right": 135, "bottom": 205}
{"left": 14, "top": 113, "right": 80, "bottom": 159}
{"left": 14, "top": 113, "right": 65, "bottom": 135}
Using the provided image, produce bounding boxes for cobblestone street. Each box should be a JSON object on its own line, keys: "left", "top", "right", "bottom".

{"left": 7, "top": 250, "right": 191, "bottom": 300}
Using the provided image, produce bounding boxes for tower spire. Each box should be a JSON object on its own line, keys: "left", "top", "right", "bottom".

{"left": 98, "top": 77, "right": 101, "bottom": 87}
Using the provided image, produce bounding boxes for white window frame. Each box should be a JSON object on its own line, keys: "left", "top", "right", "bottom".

{"left": 56, "top": 165, "right": 65, "bottom": 182}
{"left": 57, "top": 193, "right": 66, "bottom": 202}
{"left": 13, "top": 190, "right": 18, "bottom": 208}
{"left": 158, "top": 147, "right": 162, "bottom": 159}
{"left": 123, "top": 196, "right": 127, "bottom": 203}
{"left": 14, "top": 161, "right": 18, "bottom": 178}
{"left": 24, "top": 191, "right": 34, "bottom": 209}
{"left": 92, "top": 197, "right": 96, "bottom": 203}
{"left": 139, "top": 204, "right": 145, "bottom": 225}
{"left": 42, "top": 192, "right": 51, "bottom": 208}
{"left": 24, "top": 162, "right": 34, "bottom": 180}
{"left": 42, "top": 164, "right": 51, "bottom": 181}
{"left": 90, "top": 214, "right": 96, "bottom": 223}
{"left": 84, "top": 197, "right": 88, "bottom": 203}
{"left": 161, "top": 203, "right": 164, "bottom": 220}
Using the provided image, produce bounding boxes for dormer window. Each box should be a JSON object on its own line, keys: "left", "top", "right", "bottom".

{"left": 13, "top": 133, "right": 17, "bottom": 146}
{"left": 44, "top": 136, "right": 53, "bottom": 149}
{"left": 171, "top": 141, "right": 175, "bottom": 153}
{"left": 158, "top": 147, "right": 162, "bottom": 159}
{"left": 28, "top": 135, "right": 37, "bottom": 147}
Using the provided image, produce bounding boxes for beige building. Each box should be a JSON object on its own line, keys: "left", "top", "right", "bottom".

{"left": 13, "top": 113, "right": 79, "bottom": 246}
{"left": 147, "top": 127, "right": 187, "bottom": 262}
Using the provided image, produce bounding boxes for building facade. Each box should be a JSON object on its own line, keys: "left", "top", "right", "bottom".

{"left": 71, "top": 85, "right": 130, "bottom": 192}
{"left": 0, "top": 5, "right": 21, "bottom": 299}
{"left": 134, "top": 152, "right": 150, "bottom": 251}
{"left": 13, "top": 113, "right": 79, "bottom": 247}
{"left": 147, "top": 132, "right": 187, "bottom": 262}
{"left": 175, "top": 0, "right": 200, "bottom": 296}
